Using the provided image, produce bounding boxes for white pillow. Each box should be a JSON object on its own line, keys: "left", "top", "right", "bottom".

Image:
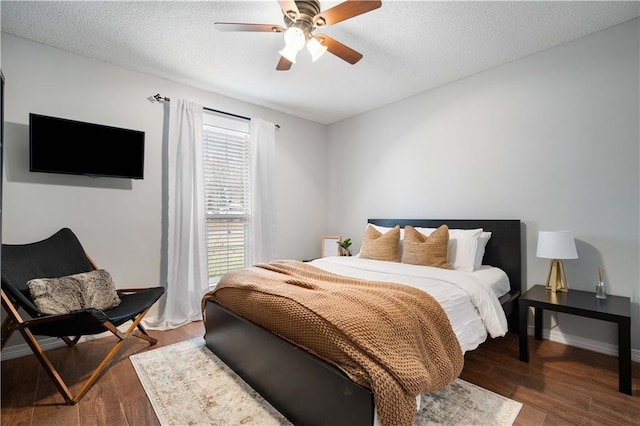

{"left": 363, "top": 225, "right": 491, "bottom": 271}
{"left": 416, "top": 227, "right": 483, "bottom": 272}
{"left": 475, "top": 231, "right": 492, "bottom": 269}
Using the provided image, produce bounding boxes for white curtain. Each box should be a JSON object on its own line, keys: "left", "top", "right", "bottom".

{"left": 145, "top": 99, "right": 208, "bottom": 330}
{"left": 249, "top": 118, "right": 277, "bottom": 263}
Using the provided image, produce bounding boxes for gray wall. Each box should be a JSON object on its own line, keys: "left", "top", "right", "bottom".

{"left": 326, "top": 19, "right": 640, "bottom": 354}
{"left": 1, "top": 34, "right": 328, "bottom": 351}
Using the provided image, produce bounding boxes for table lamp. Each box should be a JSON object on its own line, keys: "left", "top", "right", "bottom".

{"left": 536, "top": 230, "right": 578, "bottom": 293}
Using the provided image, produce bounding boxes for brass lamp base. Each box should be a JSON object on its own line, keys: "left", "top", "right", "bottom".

{"left": 545, "top": 258, "right": 569, "bottom": 293}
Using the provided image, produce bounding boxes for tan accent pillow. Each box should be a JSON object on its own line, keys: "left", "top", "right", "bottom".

{"left": 27, "top": 269, "right": 121, "bottom": 315}
{"left": 360, "top": 224, "right": 400, "bottom": 262}
{"left": 402, "top": 225, "right": 452, "bottom": 269}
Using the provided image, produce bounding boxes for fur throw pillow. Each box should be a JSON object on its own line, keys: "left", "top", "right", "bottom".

{"left": 27, "top": 269, "right": 121, "bottom": 315}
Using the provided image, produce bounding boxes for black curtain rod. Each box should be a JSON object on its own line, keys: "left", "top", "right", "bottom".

{"left": 152, "top": 94, "right": 280, "bottom": 129}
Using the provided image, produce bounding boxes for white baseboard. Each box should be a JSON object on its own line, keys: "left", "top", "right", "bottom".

{"left": 528, "top": 324, "right": 640, "bottom": 363}
{"left": 0, "top": 336, "right": 66, "bottom": 361}
{"left": 0, "top": 321, "right": 134, "bottom": 361}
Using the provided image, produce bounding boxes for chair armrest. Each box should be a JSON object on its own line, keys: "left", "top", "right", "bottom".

{"left": 17, "top": 312, "right": 78, "bottom": 329}
{"left": 117, "top": 288, "right": 152, "bottom": 293}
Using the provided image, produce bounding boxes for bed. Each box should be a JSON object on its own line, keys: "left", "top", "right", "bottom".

{"left": 203, "top": 219, "right": 522, "bottom": 426}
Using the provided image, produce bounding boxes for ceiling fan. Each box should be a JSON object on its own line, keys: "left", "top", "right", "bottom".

{"left": 215, "top": 0, "right": 382, "bottom": 71}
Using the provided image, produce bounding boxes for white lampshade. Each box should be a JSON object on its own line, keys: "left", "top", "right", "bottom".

{"left": 278, "top": 45, "right": 298, "bottom": 63}
{"left": 283, "top": 27, "right": 306, "bottom": 51}
{"left": 307, "top": 37, "right": 327, "bottom": 62}
{"left": 536, "top": 231, "right": 578, "bottom": 260}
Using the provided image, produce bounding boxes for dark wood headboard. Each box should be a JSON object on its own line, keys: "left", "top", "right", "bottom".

{"left": 368, "top": 219, "right": 522, "bottom": 329}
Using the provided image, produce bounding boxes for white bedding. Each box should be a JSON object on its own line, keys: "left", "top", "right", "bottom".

{"left": 310, "top": 256, "right": 509, "bottom": 353}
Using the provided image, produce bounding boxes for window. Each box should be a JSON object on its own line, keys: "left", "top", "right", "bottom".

{"left": 202, "top": 112, "right": 251, "bottom": 285}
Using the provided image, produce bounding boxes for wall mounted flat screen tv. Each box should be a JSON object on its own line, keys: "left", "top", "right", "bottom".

{"left": 29, "top": 113, "right": 145, "bottom": 179}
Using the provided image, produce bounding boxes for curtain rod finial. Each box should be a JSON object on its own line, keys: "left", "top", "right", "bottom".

{"left": 148, "top": 93, "right": 169, "bottom": 103}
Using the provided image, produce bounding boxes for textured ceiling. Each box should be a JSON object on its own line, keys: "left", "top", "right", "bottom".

{"left": 2, "top": 1, "right": 639, "bottom": 124}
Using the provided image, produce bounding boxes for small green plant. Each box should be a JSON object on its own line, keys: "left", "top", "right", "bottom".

{"left": 337, "top": 238, "right": 352, "bottom": 256}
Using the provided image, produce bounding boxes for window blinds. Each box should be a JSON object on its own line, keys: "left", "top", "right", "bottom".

{"left": 202, "top": 115, "right": 251, "bottom": 284}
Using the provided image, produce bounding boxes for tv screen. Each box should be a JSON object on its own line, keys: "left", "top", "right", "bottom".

{"left": 29, "top": 113, "right": 145, "bottom": 179}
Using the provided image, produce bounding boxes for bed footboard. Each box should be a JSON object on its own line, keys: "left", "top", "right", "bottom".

{"left": 204, "top": 300, "right": 374, "bottom": 426}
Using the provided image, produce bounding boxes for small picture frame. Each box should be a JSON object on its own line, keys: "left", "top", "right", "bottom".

{"left": 321, "top": 235, "right": 341, "bottom": 257}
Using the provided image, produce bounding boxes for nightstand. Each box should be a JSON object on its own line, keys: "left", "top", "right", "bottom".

{"left": 518, "top": 285, "right": 632, "bottom": 395}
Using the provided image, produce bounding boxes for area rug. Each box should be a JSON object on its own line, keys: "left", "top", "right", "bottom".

{"left": 130, "top": 338, "right": 522, "bottom": 426}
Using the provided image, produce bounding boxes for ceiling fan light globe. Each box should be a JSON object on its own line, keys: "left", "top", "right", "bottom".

{"left": 279, "top": 45, "right": 298, "bottom": 64}
{"left": 283, "top": 27, "right": 306, "bottom": 51}
{"left": 307, "top": 37, "right": 327, "bottom": 62}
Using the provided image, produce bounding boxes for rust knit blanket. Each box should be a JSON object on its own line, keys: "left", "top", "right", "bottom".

{"left": 203, "top": 260, "right": 463, "bottom": 426}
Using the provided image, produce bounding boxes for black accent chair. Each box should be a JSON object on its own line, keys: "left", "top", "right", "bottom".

{"left": 1, "top": 228, "right": 165, "bottom": 405}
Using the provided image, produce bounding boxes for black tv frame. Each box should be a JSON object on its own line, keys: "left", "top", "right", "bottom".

{"left": 29, "top": 113, "right": 145, "bottom": 179}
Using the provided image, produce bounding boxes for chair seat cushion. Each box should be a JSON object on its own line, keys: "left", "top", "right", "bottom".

{"left": 27, "top": 269, "right": 121, "bottom": 314}
{"left": 107, "top": 287, "right": 166, "bottom": 324}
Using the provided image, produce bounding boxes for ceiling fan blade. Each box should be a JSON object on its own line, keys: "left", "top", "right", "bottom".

{"left": 214, "top": 22, "right": 285, "bottom": 32}
{"left": 314, "top": 0, "right": 382, "bottom": 27}
{"left": 276, "top": 56, "right": 293, "bottom": 71}
{"left": 277, "top": 0, "right": 300, "bottom": 20}
{"left": 317, "top": 34, "right": 363, "bottom": 64}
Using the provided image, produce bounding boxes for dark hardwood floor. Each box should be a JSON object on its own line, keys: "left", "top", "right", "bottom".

{"left": 1, "top": 322, "right": 638, "bottom": 425}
